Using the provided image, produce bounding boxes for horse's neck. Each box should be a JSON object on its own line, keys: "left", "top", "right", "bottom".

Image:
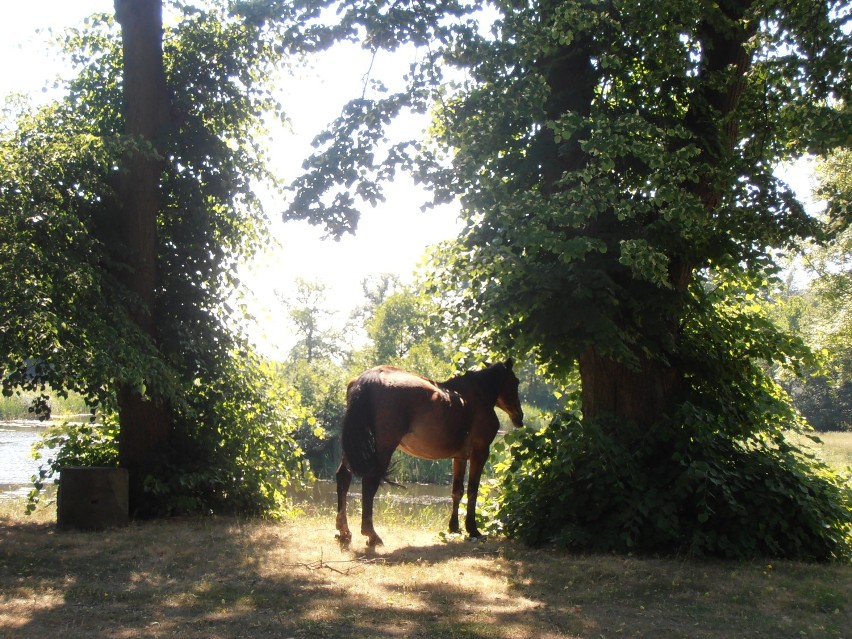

{"left": 442, "top": 369, "right": 501, "bottom": 406}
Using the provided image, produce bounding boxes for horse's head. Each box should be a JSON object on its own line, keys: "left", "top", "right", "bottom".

{"left": 495, "top": 359, "right": 524, "bottom": 428}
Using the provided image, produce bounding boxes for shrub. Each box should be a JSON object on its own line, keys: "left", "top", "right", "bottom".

{"left": 497, "top": 408, "right": 852, "bottom": 561}
{"left": 31, "top": 349, "right": 306, "bottom": 518}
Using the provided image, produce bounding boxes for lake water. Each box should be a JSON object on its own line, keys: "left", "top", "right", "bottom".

{"left": 0, "top": 422, "right": 47, "bottom": 499}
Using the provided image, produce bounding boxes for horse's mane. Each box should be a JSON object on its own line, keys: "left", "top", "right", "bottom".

{"left": 441, "top": 361, "right": 511, "bottom": 401}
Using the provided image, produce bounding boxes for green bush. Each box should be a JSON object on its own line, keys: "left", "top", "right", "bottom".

{"left": 144, "top": 350, "right": 307, "bottom": 518}
{"left": 31, "top": 349, "right": 306, "bottom": 519}
{"left": 497, "top": 408, "right": 852, "bottom": 561}
{"left": 276, "top": 358, "right": 349, "bottom": 478}
{"left": 27, "top": 417, "right": 119, "bottom": 513}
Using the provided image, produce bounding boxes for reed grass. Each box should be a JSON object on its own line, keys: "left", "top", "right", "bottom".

{"left": 0, "top": 390, "right": 89, "bottom": 421}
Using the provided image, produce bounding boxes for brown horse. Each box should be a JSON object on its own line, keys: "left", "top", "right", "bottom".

{"left": 335, "top": 360, "right": 524, "bottom": 546}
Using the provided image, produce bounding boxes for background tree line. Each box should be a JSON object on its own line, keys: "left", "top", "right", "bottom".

{"left": 274, "top": 273, "right": 562, "bottom": 482}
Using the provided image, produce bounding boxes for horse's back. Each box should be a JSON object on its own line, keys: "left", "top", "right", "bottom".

{"left": 355, "top": 365, "right": 439, "bottom": 390}
{"left": 350, "top": 366, "right": 451, "bottom": 413}
{"left": 342, "top": 367, "right": 428, "bottom": 478}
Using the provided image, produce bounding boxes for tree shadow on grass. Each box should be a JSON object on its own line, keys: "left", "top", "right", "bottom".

{"left": 2, "top": 517, "right": 849, "bottom": 639}
{"left": 0, "top": 516, "right": 586, "bottom": 639}
{"left": 353, "top": 532, "right": 852, "bottom": 639}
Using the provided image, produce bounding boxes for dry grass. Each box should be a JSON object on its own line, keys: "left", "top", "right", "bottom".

{"left": 783, "top": 430, "right": 852, "bottom": 472}
{"left": 1, "top": 497, "right": 849, "bottom": 639}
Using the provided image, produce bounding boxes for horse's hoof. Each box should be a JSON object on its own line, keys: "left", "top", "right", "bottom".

{"left": 365, "top": 534, "right": 384, "bottom": 547}
{"left": 335, "top": 532, "right": 352, "bottom": 545}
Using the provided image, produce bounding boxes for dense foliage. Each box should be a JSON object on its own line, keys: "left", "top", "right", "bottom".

{"left": 494, "top": 269, "right": 851, "bottom": 560}
{"left": 1, "top": 3, "right": 307, "bottom": 516}
{"left": 498, "top": 409, "right": 851, "bottom": 561}
{"left": 285, "top": 0, "right": 851, "bottom": 559}
{"left": 278, "top": 358, "right": 348, "bottom": 477}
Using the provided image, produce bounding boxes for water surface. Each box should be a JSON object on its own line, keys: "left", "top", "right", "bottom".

{"left": 0, "top": 422, "right": 47, "bottom": 499}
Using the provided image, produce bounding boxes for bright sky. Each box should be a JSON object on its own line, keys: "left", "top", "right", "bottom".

{"left": 0, "top": 1, "right": 462, "bottom": 358}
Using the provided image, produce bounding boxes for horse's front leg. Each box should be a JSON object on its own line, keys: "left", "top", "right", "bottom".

{"left": 465, "top": 448, "right": 489, "bottom": 538}
{"left": 449, "top": 457, "right": 467, "bottom": 534}
{"left": 335, "top": 458, "right": 353, "bottom": 542}
{"left": 360, "top": 474, "right": 384, "bottom": 546}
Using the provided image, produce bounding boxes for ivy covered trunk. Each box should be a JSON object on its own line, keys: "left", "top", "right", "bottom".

{"left": 579, "top": 346, "right": 684, "bottom": 428}
{"left": 114, "top": 0, "right": 172, "bottom": 515}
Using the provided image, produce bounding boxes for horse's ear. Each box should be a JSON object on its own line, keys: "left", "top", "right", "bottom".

{"left": 505, "top": 358, "right": 514, "bottom": 371}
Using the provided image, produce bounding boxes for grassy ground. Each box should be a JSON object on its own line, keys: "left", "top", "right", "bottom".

{"left": 787, "top": 430, "right": 852, "bottom": 471}
{"left": 1, "top": 497, "right": 849, "bottom": 639}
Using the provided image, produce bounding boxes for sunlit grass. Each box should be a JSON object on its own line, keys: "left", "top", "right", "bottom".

{"left": 0, "top": 491, "right": 54, "bottom": 523}
{"left": 785, "top": 430, "right": 852, "bottom": 472}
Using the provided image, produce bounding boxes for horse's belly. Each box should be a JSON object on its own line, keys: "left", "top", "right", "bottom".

{"left": 398, "top": 422, "right": 466, "bottom": 460}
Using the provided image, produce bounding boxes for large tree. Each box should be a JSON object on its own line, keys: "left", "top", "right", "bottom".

{"left": 1, "top": 1, "right": 308, "bottom": 516}
{"left": 289, "top": 0, "right": 849, "bottom": 426}
{"left": 286, "top": 1, "right": 851, "bottom": 558}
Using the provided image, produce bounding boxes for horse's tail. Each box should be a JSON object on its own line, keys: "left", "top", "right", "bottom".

{"left": 341, "top": 376, "right": 386, "bottom": 480}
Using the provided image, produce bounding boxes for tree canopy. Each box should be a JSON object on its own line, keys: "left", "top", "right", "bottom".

{"left": 288, "top": 0, "right": 849, "bottom": 397}
{"left": 286, "top": 0, "right": 852, "bottom": 559}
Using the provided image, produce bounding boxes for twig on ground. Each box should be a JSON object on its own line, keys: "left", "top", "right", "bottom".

{"left": 284, "top": 552, "right": 387, "bottom": 575}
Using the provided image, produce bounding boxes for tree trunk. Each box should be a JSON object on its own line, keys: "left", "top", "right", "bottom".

{"left": 114, "top": 0, "right": 172, "bottom": 515}
{"left": 579, "top": 346, "right": 684, "bottom": 428}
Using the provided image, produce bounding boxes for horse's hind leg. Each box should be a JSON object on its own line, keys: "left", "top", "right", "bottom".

{"left": 360, "top": 474, "right": 384, "bottom": 546}
{"left": 449, "top": 457, "right": 467, "bottom": 534}
{"left": 335, "top": 457, "right": 353, "bottom": 542}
